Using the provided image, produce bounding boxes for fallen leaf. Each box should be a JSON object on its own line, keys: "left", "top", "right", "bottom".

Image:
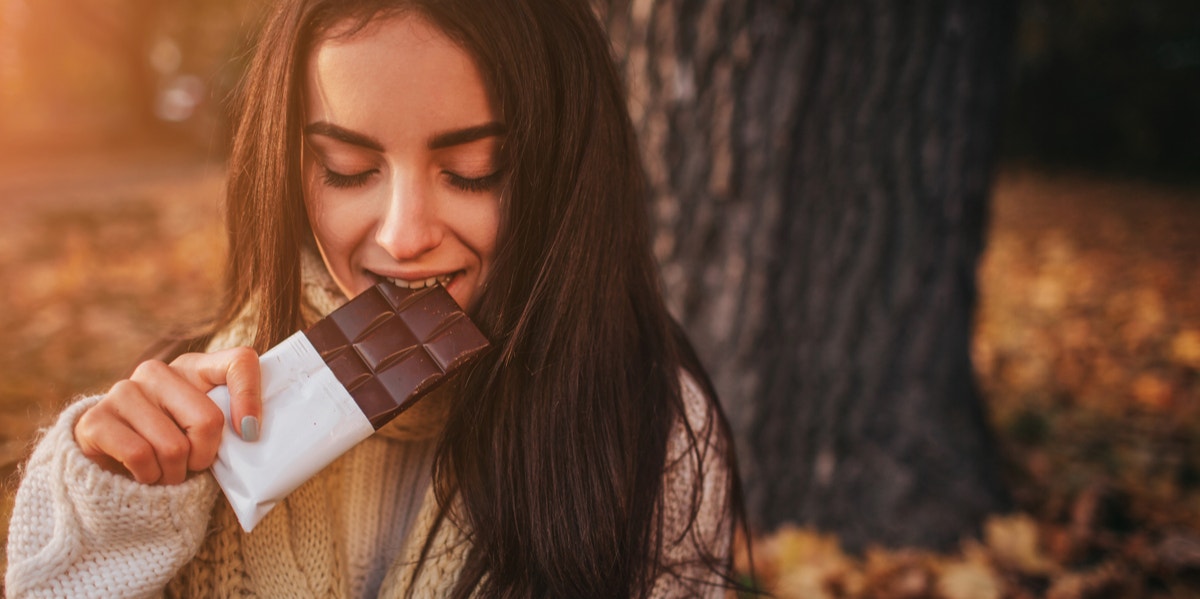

{"left": 985, "top": 513, "right": 1057, "bottom": 575}
{"left": 1131, "top": 373, "right": 1173, "bottom": 410}
{"left": 1169, "top": 329, "right": 1200, "bottom": 370}
{"left": 937, "top": 556, "right": 1001, "bottom": 599}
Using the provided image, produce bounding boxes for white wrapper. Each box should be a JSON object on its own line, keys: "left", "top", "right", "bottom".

{"left": 207, "top": 331, "right": 375, "bottom": 532}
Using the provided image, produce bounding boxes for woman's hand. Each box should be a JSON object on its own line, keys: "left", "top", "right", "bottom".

{"left": 74, "top": 347, "right": 263, "bottom": 485}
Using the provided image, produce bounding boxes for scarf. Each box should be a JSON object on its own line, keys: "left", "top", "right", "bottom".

{"left": 166, "top": 249, "right": 472, "bottom": 597}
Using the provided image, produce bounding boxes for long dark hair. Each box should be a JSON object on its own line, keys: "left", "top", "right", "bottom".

{"left": 212, "top": 0, "right": 746, "bottom": 596}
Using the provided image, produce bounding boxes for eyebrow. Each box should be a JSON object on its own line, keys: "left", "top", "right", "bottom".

{"left": 303, "top": 121, "right": 505, "bottom": 151}
{"left": 304, "top": 122, "right": 384, "bottom": 152}
{"left": 429, "top": 122, "right": 506, "bottom": 149}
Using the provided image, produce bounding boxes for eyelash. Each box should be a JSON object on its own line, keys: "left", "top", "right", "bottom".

{"left": 445, "top": 170, "right": 503, "bottom": 192}
{"left": 319, "top": 167, "right": 502, "bottom": 192}
{"left": 321, "top": 168, "right": 374, "bottom": 189}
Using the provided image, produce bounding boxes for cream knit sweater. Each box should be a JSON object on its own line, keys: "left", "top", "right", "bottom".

{"left": 5, "top": 256, "right": 732, "bottom": 598}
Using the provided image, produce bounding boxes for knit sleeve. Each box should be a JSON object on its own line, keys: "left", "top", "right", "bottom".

{"left": 5, "top": 395, "right": 220, "bottom": 599}
{"left": 649, "top": 374, "right": 736, "bottom": 599}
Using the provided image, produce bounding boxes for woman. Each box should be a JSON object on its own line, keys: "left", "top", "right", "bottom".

{"left": 5, "top": 0, "right": 745, "bottom": 596}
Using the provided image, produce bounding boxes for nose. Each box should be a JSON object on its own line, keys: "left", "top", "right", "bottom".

{"left": 374, "top": 174, "right": 443, "bottom": 260}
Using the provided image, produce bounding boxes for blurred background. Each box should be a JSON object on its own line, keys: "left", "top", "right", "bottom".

{"left": 0, "top": 0, "right": 1197, "bottom": 596}
{"left": 0, "top": 0, "right": 259, "bottom": 155}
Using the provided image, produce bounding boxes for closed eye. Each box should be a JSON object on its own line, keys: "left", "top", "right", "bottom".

{"left": 445, "top": 170, "right": 503, "bottom": 193}
{"left": 322, "top": 167, "right": 376, "bottom": 189}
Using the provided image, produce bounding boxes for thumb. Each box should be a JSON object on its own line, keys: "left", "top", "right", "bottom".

{"left": 175, "top": 347, "right": 263, "bottom": 442}
{"left": 222, "top": 347, "right": 263, "bottom": 442}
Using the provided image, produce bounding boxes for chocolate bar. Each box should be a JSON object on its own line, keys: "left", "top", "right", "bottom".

{"left": 303, "top": 282, "right": 489, "bottom": 428}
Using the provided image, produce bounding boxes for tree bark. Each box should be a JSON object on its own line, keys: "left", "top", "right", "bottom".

{"left": 603, "top": 0, "right": 1016, "bottom": 551}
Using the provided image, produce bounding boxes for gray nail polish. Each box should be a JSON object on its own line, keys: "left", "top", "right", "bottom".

{"left": 241, "top": 416, "right": 260, "bottom": 442}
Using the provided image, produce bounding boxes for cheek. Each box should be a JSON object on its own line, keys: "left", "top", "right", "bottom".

{"left": 304, "top": 187, "right": 371, "bottom": 267}
{"left": 465, "top": 199, "right": 502, "bottom": 264}
{"left": 312, "top": 205, "right": 367, "bottom": 253}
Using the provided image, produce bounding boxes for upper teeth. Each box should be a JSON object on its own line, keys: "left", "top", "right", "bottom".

{"left": 389, "top": 274, "right": 452, "bottom": 289}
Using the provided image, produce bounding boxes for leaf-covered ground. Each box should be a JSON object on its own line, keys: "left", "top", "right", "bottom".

{"left": 744, "top": 169, "right": 1200, "bottom": 598}
{"left": 0, "top": 156, "right": 1197, "bottom": 597}
{"left": 0, "top": 150, "right": 228, "bottom": 578}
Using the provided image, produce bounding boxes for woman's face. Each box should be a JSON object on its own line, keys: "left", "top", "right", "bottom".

{"left": 302, "top": 14, "right": 501, "bottom": 311}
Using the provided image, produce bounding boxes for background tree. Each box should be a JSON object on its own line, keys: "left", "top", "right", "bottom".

{"left": 603, "top": 0, "right": 1017, "bottom": 551}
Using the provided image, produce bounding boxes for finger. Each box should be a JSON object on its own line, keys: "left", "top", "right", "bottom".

{"left": 76, "top": 386, "right": 164, "bottom": 485}
{"left": 75, "top": 399, "right": 136, "bottom": 477}
{"left": 128, "top": 360, "right": 226, "bottom": 471}
{"left": 223, "top": 348, "right": 263, "bottom": 442}
{"left": 88, "top": 452, "right": 133, "bottom": 478}
{"left": 171, "top": 348, "right": 263, "bottom": 442}
{"left": 92, "top": 424, "right": 163, "bottom": 485}
{"left": 106, "top": 382, "right": 193, "bottom": 485}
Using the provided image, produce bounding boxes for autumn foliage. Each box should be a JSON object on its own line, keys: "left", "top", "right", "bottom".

{"left": 741, "top": 169, "right": 1200, "bottom": 598}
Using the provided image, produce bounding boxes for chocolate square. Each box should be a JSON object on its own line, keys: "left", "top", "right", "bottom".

{"left": 354, "top": 316, "right": 421, "bottom": 371}
{"left": 424, "top": 314, "right": 490, "bottom": 371}
{"left": 303, "top": 282, "right": 489, "bottom": 430}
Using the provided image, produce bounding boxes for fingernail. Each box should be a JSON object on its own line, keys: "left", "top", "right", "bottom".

{"left": 241, "top": 416, "right": 260, "bottom": 442}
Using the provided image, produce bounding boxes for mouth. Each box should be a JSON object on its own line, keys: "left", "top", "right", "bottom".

{"left": 376, "top": 270, "right": 462, "bottom": 290}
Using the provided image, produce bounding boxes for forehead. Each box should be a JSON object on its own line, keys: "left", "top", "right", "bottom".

{"left": 304, "top": 14, "right": 495, "bottom": 136}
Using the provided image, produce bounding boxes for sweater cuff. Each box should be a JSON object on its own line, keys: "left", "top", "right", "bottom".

{"left": 6, "top": 395, "right": 219, "bottom": 598}
{"left": 54, "top": 396, "right": 219, "bottom": 539}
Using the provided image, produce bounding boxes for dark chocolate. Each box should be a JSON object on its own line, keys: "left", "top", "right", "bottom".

{"left": 304, "top": 282, "right": 488, "bottom": 428}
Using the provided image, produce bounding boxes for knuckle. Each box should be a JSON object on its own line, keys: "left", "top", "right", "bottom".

{"left": 168, "top": 351, "right": 200, "bottom": 368}
{"left": 73, "top": 410, "right": 101, "bottom": 441}
{"left": 131, "top": 359, "right": 169, "bottom": 381}
{"left": 106, "top": 379, "right": 138, "bottom": 398}
{"left": 159, "top": 438, "right": 190, "bottom": 462}
{"left": 194, "top": 405, "right": 226, "bottom": 436}
{"left": 229, "top": 347, "right": 259, "bottom": 368}
{"left": 130, "top": 466, "right": 161, "bottom": 485}
{"left": 122, "top": 442, "right": 156, "bottom": 470}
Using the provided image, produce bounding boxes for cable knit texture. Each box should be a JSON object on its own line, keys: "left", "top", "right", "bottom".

{"left": 6, "top": 252, "right": 732, "bottom": 598}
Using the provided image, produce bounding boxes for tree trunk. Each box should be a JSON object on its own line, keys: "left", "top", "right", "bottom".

{"left": 603, "top": 0, "right": 1016, "bottom": 551}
